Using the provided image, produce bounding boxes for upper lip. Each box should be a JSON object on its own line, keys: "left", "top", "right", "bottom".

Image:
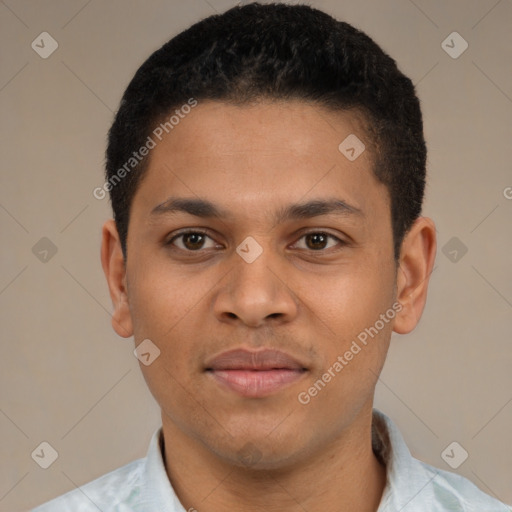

{"left": 205, "top": 348, "right": 307, "bottom": 371}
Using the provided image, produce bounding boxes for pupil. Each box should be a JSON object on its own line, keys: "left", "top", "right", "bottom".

{"left": 185, "top": 233, "right": 204, "bottom": 249}
{"left": 307, "top": 233, "right": 327, "bottom": 250}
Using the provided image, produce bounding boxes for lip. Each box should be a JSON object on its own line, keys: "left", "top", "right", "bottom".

{"left": 205, "top": 348, "right": 308, "bottom": 398}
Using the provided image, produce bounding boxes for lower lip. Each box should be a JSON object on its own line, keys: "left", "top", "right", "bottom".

{"left": 208, "top": 369, "right": 306, "bottom": 398}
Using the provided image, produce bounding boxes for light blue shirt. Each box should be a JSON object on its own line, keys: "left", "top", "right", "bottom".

{"left": 31, "top": 409, "right": 511, "bottom": 511}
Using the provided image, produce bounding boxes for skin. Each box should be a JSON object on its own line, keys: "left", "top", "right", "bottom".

{"left": 101, "top": 100, "right": 436, "bottom": 512}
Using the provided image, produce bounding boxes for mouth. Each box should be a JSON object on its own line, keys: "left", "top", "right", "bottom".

{"left": 205, "top": 348, "right": 308, "bottom": 398}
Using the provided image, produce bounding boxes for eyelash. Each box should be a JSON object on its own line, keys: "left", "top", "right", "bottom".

{"left": 166, "top": 229, "right": 346, "bottom": 253}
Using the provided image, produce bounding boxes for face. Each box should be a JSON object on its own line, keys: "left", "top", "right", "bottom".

{"left": 102, "top": 100, "right": 434, "bottom": 469}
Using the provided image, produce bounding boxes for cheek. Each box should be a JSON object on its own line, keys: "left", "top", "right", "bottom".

{"left": 128, "top": 256, "right": 200, "bottom": 339}
{"left": 129, "top": 264, "right": 204, "bottom": 419}
{"left": 301, "top": 259, "right": 395, "bottom": 391}
{"left": 309, "top": 262, "right": 395, "bottom": 338}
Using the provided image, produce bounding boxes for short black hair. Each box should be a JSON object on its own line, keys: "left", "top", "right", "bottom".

{"left": 105, "top": 2, "right": 426, "bottom": 260}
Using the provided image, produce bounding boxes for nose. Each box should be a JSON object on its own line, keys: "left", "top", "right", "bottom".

{"left": 212, "top": 242, "right": 299, "bottom": 328}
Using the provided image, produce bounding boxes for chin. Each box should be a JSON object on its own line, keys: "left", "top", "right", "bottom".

{"left": 209, "top": 432, "right": 307, "bottom": 472}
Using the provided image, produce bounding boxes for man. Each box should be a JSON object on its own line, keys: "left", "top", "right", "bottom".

{"left": 32, "top": 2, "right": 510, "bottom": 511}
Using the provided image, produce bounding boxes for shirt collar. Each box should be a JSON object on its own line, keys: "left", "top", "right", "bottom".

{"left": 372, "top": 409, "right": 440, "bottom": 511}
{"left": 141, "top": 426, "right": 187, "bottom": 511}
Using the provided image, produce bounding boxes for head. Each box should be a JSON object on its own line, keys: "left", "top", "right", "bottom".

{"left": 101, "top": 2, "right": 436, "bottom": 469}
{"left": 105, "top": 2, "right": 427, "bottom": 261}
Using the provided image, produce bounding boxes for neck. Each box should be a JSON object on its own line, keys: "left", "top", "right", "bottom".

{"left": 161, "top": 407, "right": 387, "bottom": 512}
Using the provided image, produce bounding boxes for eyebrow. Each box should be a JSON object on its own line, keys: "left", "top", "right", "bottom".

{"left": 150, "top": 196, "right": 364, "bottom": 224}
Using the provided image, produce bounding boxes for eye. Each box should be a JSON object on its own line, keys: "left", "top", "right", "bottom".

{"left": 167, "top": 230, "right": 218, "bottom": 251}
{"left": 292, "top": 231, "right": 344, "bottom": 251}
{"left": 166, "top": 229, "right": 346, "bottom": 253}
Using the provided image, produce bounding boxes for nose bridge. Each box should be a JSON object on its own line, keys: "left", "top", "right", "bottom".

{"left": 214, "top": 236, "right": 298, "bottom": 326}
{"left": 234, "top": 247, "right": 278, "bottom": 295}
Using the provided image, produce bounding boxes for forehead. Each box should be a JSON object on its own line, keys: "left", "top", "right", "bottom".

{"left": 132, "top": 100, "right": 389, "bottom": 223}
{"left": 154, "top": 99, "right": 371, "bottom": 162}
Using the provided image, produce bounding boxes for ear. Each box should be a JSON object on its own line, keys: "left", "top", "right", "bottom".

{"left": 100, "top": 219, "right": 133, "bottom": 338}
{"left": 393, "top": 216, "right": 437, "bottom": 334}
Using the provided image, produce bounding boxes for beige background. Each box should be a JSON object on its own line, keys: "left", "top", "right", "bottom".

{"left": 1, "top": 0, "right": 511, "bottom": 510}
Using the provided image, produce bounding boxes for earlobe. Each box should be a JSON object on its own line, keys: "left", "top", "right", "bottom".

{"left": 100, "top": 219, "right": 133, "bottom": 338}
{"left": 393, "top": 217, "right": 437, "bottom": 335}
